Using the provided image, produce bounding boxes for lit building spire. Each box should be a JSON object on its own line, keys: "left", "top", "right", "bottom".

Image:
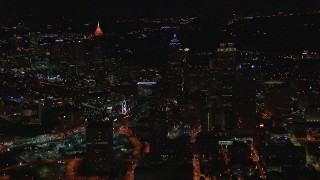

{"left": 170, "top": 33, "right": 180, "bottom": 45}
{"left": 94, "top": 21, "right": 104, "bottom": 37}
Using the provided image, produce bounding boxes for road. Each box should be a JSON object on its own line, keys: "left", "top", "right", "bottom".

{"left": 219, "top": 145, "right": 230, "bottom": 165}
{"left": 250, "top": 145, "right": 267, "bottom": 179}
{"left": 191, "top": 120, "right": 210, "bottom": 179}
{"left": 115, "top": 120, "right": 142, "bottom": 180}
{"left": 190, "top": 120, "right": 201, "bottom": 143}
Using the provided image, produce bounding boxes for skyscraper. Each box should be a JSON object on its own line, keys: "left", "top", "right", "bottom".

{"left": 94, "top": 22, "right": 104, "bottom": 37}
{"left": 232, "top": 80, "right": 257, "bottom": 130}
{"left": 86, "top": 110, "right": 113, "bottom": 175}
{"left": 91, "top": 21, "right": 106, "bottom": 78}
{"left": 216, "top": 43, "right": 237, "bottom": 71}
{"left": 215, "top": 43, "right": 237, "bottom": 108}
{"left": 167, "top": 33, "right": 189, "bottom": 99}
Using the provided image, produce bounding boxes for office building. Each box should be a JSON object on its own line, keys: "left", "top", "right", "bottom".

{"left": 86, "top": 111, "right": 113, "bottom": 175}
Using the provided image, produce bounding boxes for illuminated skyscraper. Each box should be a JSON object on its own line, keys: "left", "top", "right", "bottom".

{"left": 215, "top": 43, "right": 237, "bottom": 72}
{"left": 216, "top": 43, "right": 237, "bottom": 107}
{"left": 167, "top": 33, "right": 189, "bottom": 99}
{"left": 91, "top": 21, "right": 106, "bottom": 70}
{"left": 168, "top": 33, "right": 183, "bottom": 64}
{"left": 94, "top": 21, "right": 104, "bottom": 37}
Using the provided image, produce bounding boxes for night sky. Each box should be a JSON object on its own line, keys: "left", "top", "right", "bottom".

{"left": 1, "top": 0, "right": 320, "bottom": 20}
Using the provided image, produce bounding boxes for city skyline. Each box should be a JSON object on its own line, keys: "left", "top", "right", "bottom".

{"left": 1, "top": 1, "right": 320, "bottom": 180}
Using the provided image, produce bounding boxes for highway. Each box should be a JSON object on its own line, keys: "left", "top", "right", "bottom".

{"left": 115, "top": 120, "right": 142, "bottom": 180}
{"left": 250, "top": 145, "right": 267, "bottom": 179}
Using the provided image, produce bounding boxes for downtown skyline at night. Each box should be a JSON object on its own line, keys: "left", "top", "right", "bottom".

{"left": 1, "top": 0, "right": 320, "bottom": 180}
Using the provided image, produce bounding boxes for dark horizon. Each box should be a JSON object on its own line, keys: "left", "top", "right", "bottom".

{"left": 2, "top": 0, "right": 320, "bottom": 20}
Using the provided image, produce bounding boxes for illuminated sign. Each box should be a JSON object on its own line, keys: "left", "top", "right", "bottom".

{"left": 234, "top": 137, "right": 253, "bottom": 142}
{"left": 218, "top": 141, "right": 233, "bottom": 146}
{"left": 121, "top": 100, "right": 128, "bottom": 115}
{"left": 137, "top": 82, "right": 157, "bottom": 85}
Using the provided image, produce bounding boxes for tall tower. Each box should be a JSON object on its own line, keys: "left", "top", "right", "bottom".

{"left": 86, "top": 110, "right": 113, "bottom": 175}
{"left": 39, "top": 99, "right": 45, "bottom": 125}
{"left": 216, "top": 43, "right": 237, "bottom": 72}
{"left": 94, "top": 21, "right": 104, "bottom": 37}
{"left": 167, "top": 33, "right": 189, "bottom": 100}
{"left": 91, "top": 21, "right": 106, "bottom": 70}
{"left": 216, "top": 43, "right": 237, "bottom": 107}
{"left": 232, "top": 80, "right": 257, "bottom": 130}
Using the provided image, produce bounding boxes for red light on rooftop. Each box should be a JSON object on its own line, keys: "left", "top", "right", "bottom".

{"left": 259, "top": 123, "right": 265, "bottom": 128}
{"left": 144, "top": 142, "right": 150, "bottom": 154}
{"left": 94, "top": 21, "right": 103, "bottom": 37}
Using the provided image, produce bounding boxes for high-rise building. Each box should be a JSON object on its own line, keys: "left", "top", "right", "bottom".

{"left": 39, "top": 99, "right": 45, "bottom": 126}
{"left": 265, "top": 86, "right": 292, "bottom": 119}
{"left": 168, "top": 34, "right": 187, "bottom": 65}
{"left": 212, "top": 43, "right": 237, "bottom": 74}
{"left": 94, "top": 22, "right": 104, "bottom": 37}
{"left": 28, "top": 32, "right": 38, "bottom": 52}
{"left": 219, "top": 74, "right": 234, "bottom": 107}
{"left": 215, "top": 43, "right": 237, "bottom": 108}
{"left": 202, "top": 109, "right": 214, "bottom": 132}
{"left": 232, "top": 80, "right": 257, "bottom": 130}
{"left": 167, "top": 33, "right": 189, "bottom": 99}
{"left": 86, "top": 111, "right": 113, "bottom": 175}
{"left": 91, "top": 22, "right": 106, "bottom": 67}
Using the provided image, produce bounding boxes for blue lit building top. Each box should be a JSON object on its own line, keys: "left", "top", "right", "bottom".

{"left": 170, "top": 33, "right": 181, "bottom": 45}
